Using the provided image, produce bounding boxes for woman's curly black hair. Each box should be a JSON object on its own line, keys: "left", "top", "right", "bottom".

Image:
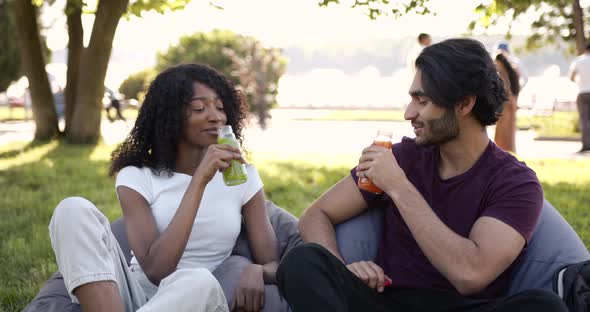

{"left": 109, "top": 63, "right": 248, "bottom": 176}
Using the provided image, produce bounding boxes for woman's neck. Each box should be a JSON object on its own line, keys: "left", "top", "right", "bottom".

{"left": 174, "top": 142, "right": 206, "bottom": 176}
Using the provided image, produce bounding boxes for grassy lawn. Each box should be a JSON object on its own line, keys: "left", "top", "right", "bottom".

{"left": 295, "top": 109, "right": 406, "bottom": 122}
{"left": 293, "top": 109, "right": 581, "bottom": 140}
{"left": 517, "top": 111, "right": 580, "bottom": 139}
{"left": 1, "top": 140, "right": 589, "bottom": 311}
{"left": 2, "top": 107, "right": 580, "bottom": 140}
{"left": 0, "top": 106, "right": 139, "bottom": 122}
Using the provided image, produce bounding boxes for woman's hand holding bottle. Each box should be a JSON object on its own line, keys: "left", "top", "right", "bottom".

{"left": 193, "top": 144, "right": 244, "bottom": 186}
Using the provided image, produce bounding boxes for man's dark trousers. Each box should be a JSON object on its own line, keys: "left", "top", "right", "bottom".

{"left": 578, "top": 92, "right": 590, "bottom": 151}
{"left": 277, "top": 243, "right": 568, "bottom": 312}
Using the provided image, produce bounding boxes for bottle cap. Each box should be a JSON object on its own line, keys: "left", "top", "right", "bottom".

{"left": 377, "top": 129, "right": 393, "bottom": 138}
{"left": 218, "top": 125, "right": 233, "bottom": 136}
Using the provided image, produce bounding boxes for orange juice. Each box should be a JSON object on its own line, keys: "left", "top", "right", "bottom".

{"left": 358, "top": 131, "right": 393, "bottom": 194}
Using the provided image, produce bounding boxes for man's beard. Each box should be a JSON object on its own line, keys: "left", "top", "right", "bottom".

{"left": 416, "top": 109, "right": 460, "bottom": 146}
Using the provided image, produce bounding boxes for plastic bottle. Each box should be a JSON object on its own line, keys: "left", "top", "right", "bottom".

{"left": 358, "top": 129, "right": 393, "bottom": 194}
{"left": 217, "top": 125, "right": 248, "bottom": 186}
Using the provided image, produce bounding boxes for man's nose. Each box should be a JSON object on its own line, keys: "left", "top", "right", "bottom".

{"left": 404, "top": 102, "right": 418, "bottom": 120}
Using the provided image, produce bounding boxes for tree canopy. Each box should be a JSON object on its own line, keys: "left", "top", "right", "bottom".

{"left": 318, "top": 0, "right": 431, "bottom": 19}
{"left": 321, "top": 0, "right": 587, "bottom": 55}
{"left": 471, "top": 0, "right": 588, "bottom": 54}
{"left": 153, "top": 30, "right": 286, "bottom": 128}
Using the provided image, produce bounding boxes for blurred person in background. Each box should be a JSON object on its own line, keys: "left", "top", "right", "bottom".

{"left": 406, "top": 33, "right": 432, "bottom": 76}
{"left": 493, "top": 42, "right": 527, "bottom": 153}
{"left": 569, "top": 42, "right": 590, "bottom": 152}
{"left": 494, "top": 52, "right": 521, "bottom": 153}
{"left": 105, "top": 87, "right": 126, "bottom": 122}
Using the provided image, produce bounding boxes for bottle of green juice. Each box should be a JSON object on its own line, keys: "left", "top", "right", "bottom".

{"left": 217, "top": 125, "right": 248, "bottom": 186}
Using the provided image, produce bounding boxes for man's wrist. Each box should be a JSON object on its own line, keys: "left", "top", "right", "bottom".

{"left": 385, "top": 175, "right": 412, "bottom": 201}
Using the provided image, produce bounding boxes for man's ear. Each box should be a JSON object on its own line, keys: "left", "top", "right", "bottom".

{"left": 455, "top": 95, "right": 476, "bottom": 117}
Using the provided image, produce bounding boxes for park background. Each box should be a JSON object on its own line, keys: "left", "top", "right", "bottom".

{"left": 1, "top": 0, "right": 589, "bottom": 311}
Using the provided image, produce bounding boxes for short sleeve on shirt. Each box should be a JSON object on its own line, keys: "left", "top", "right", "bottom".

{"left": 481, "top": 166, "right": 543, "bottom": 243}
{"left": 241, "top": 165, "right": 264, "bottom": 206}
{"left": 569, "top": 59, "right": 577, "bottom": 77}
{"left": 116, "top": 166, "right": 154, "bottom": 204}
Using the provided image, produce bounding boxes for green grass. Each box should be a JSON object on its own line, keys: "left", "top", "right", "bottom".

{"left": 525, "top": 159, "right": 590, "bottom": 244}
{"left": 0, "top": 140, "right": 589, "bottom": 311}
{"left": 2, "top": 107, "right": 580, "bottom": 139}
{"left": 517, "top": 111, "right": 580, "bottom": 139}
{"left": 295, "top": 109, "right": 581, "bottom": 139}
{"left": 0, "top": 106, "right": 28, "bottom": 121}
{"left": 296, "top": 109, "right": 406, "bottom": 122}
{"left": 0, "top": 106, "right": 139, "bottom": 122}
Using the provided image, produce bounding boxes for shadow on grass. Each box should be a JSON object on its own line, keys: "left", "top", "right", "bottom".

{"left": 0, "top": 140, "right": 49, "bottom": 159}
{"left": 0, "top": 139, "right": 121, "bottom": 311}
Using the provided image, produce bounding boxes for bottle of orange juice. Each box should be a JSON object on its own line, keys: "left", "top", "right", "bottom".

{"left": 358, "top": 129, "right": 393, "bottom": 194}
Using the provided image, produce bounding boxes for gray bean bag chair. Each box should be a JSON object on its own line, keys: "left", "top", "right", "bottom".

{"left": 335, "top": 199, "right": 590, "bottom": 296}
{"left": 24, "top": 199, "right": 589, "bottom": 311}
{"left": 23, "top": 200, "right": 302, "bottom": 312}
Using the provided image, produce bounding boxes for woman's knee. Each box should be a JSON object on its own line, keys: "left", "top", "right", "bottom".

{"left": 52, "top": 197, "right": 97, "bottom": 220}
{"left": 50, "top": 197, "right": 103, "bottom": 233}
{"left": 168, "top": 268, "right": 222, "bottom": 291}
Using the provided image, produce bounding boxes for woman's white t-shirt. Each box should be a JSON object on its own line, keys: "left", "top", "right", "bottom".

{"left": 115, "top": 165, "right": 263, "bottom": 272}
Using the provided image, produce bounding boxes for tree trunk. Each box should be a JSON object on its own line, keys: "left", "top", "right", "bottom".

{"left": 64, "top": 0, "right": 83, "bottom": 136}
{"left": 572, "top": 0, "right": 586, "bottom": 55}
{"left": 69, "top": 0, "right": 128, "bottom": 143}
{"left": 12, "top": 0, "right": 59, "bottom": 140}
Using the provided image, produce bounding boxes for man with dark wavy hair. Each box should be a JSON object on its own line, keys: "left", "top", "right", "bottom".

{"left": 277, "top": 38, "right": 568, "bottom": 312}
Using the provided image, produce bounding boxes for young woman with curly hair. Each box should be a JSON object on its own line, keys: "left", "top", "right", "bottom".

{"left": 48, "top": 64, "right": 279, "bottom": 312}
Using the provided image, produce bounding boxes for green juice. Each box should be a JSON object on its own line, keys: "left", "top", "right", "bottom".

{"left": 218, "top": 134, "right": 248, "bottom": 186}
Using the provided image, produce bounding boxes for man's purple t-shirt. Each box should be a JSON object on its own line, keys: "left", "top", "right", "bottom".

{"left": 350, "top": 137, "right": 543, "bottom": 298}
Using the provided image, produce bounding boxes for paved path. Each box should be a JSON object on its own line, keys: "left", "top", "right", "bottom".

{"left": 1, "top": 109, "right": 587, "bottom": 160}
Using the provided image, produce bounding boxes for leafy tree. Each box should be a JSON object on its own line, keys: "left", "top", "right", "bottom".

{"left": 321, "top": 0, "right": 587, "bottom": 55}
{"left": 119, "top": 69, "right": 156, "bottom": 101}
{"left": 157, "top": 30, "right": 287, "bottom": 128}
{"left": 156, "top": 29, "right": 248, "bottom": 86}
{"left": 11, "top": 0, "right": 59, "bottom": 139}
{"left": 10, "top": 0, "right": 194, "bottom": 142}
{"left": 223, "top": 38, "right": 286, "bottom": 129}
{"left": 0, "top": 3, "right": 21, "bottom": 92}
{"left": 318, "top": 0, "right": 431, "bottom": 19}
{"left": 471, "top": 0, "right": 588, "bottom": 55}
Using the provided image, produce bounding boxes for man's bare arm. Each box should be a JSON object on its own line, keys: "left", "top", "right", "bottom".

{"left": 299, "top": 176, "right": 368, "bottom": 262}
{"left": 570, "top": 67, "right": 577, "bottom": 82}
{"left": 388, "top": 180, "right": 525, "bottom": 295}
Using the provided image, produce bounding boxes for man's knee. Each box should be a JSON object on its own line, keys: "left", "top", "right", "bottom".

{"left": 514, "top": 289, "right": 568, "bottom": 311}
{"left": 277, "top": 243, "right": 332, "bottom": 284}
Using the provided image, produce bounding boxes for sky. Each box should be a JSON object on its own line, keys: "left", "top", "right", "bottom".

{"left": 41, "top": 0, "right": 519, "bottom": 85}
{"left": 35, "top": 0, "right": 584, "bottom": 107}
{"left": 43, "top": 0, "right": 538, "bottom": 56}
